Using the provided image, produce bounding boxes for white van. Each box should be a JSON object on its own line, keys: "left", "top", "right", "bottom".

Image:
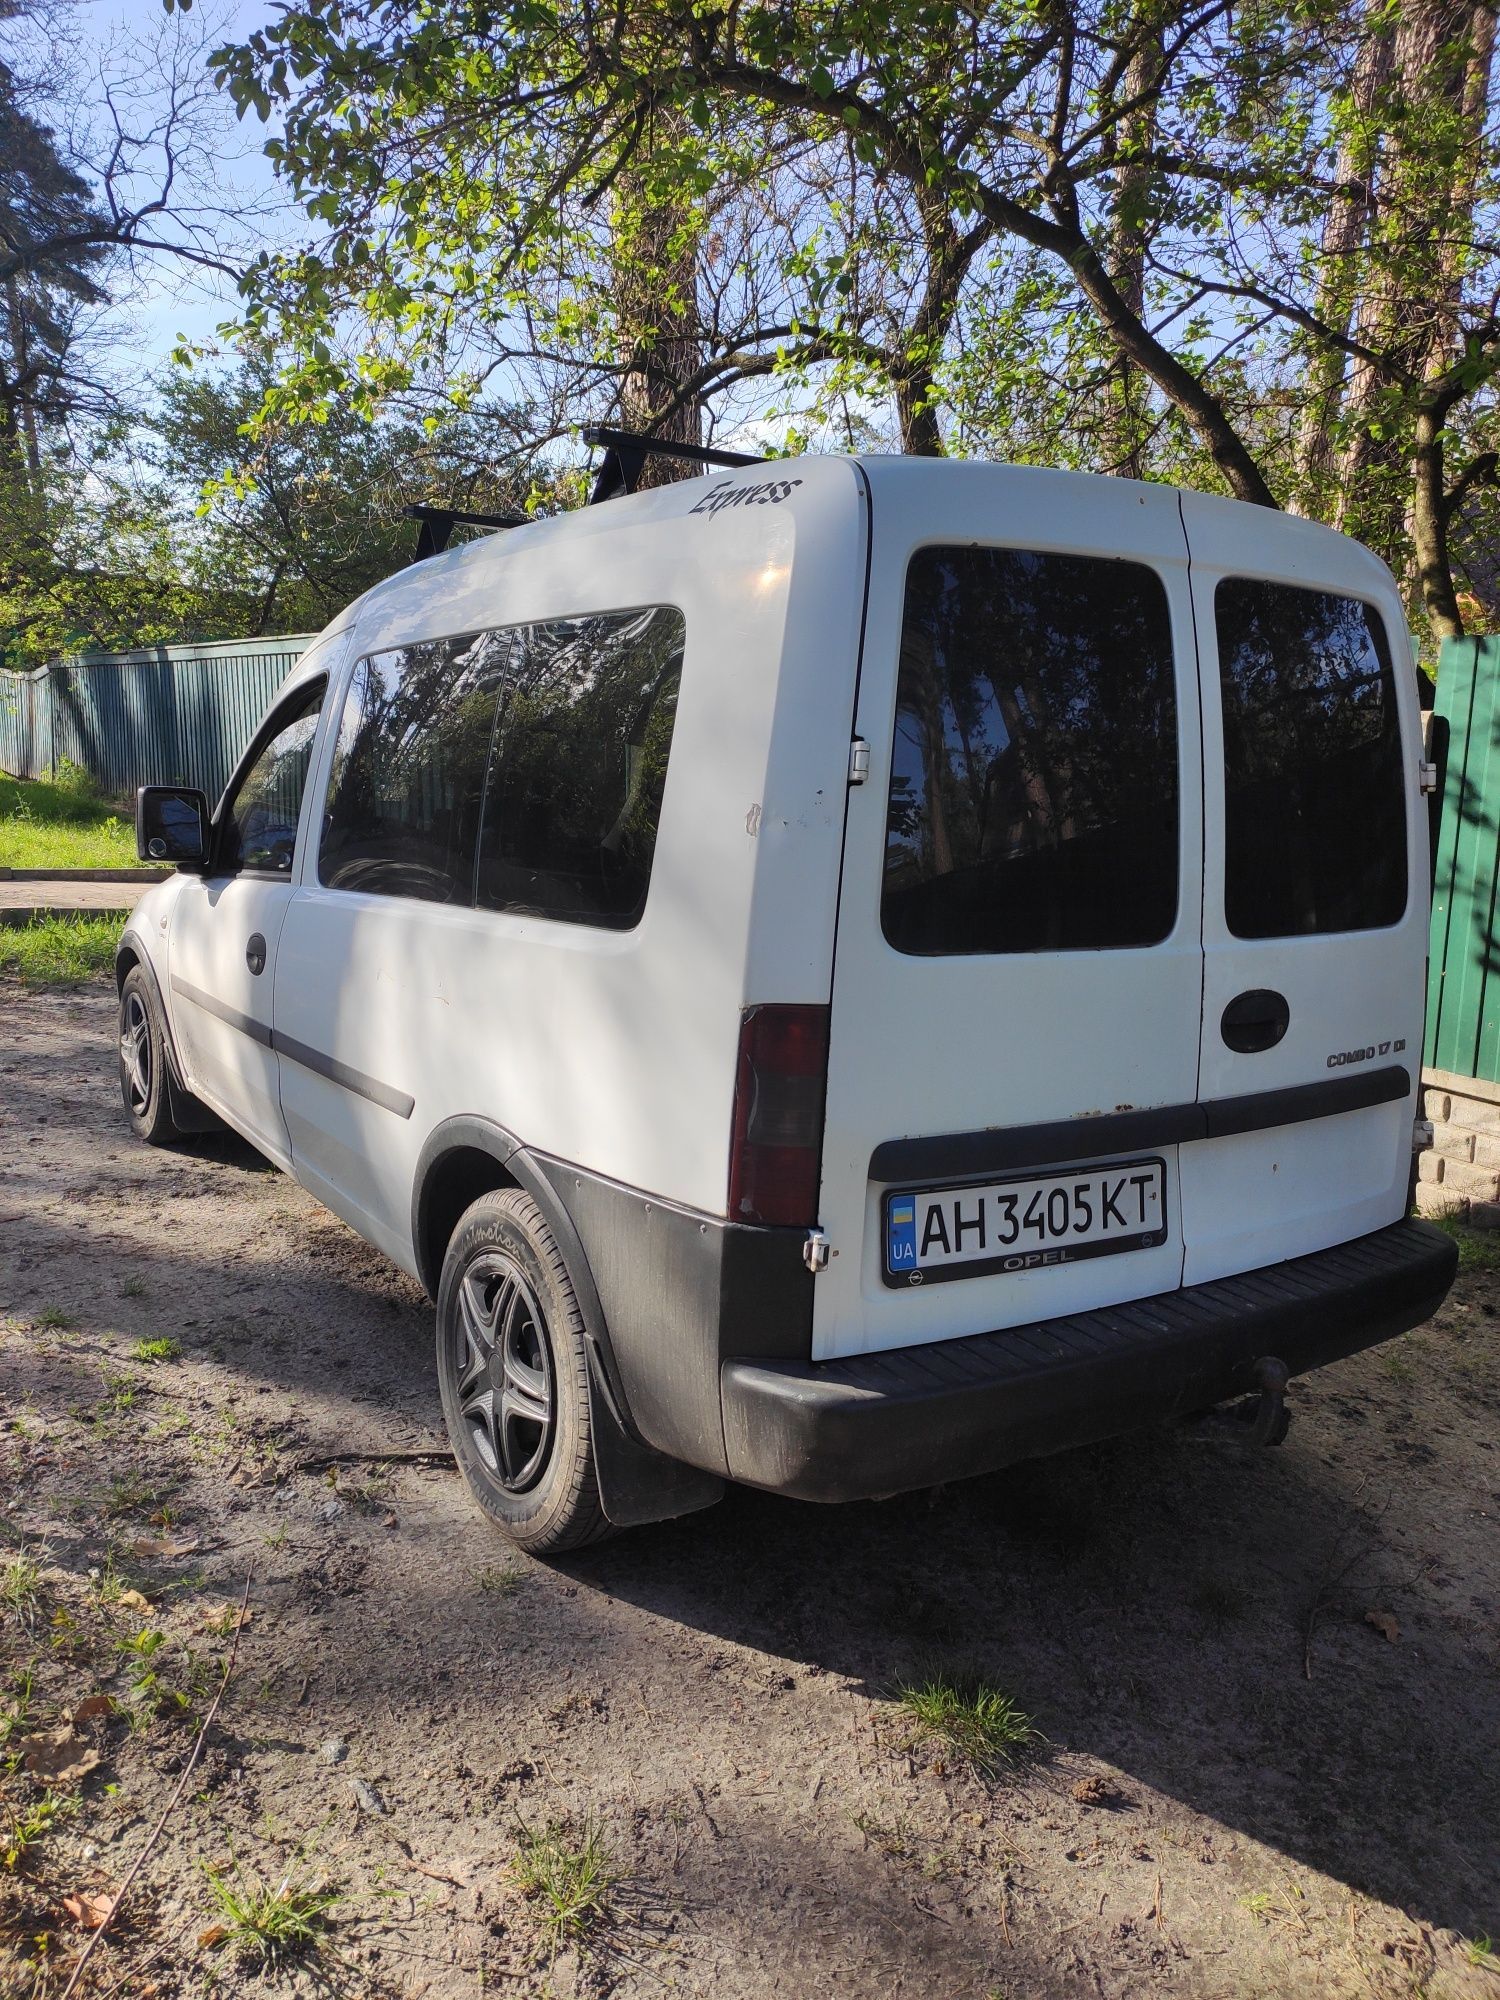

{"left": 117, "top": 453, "right": 1457, "bottom": 1551}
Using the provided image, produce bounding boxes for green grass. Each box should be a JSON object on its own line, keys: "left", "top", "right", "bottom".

{"left": 1426, "top": 1202, "right": 1500, "bottom": 1271}
{"left": 2, "top": 1793, "right": 72, "bottom": 1871}
{"left": 0, "top": 767, "right": 136, "bottom": 870}
{"left": 132, "top": 1337, "right": 181, "bottom": 1363}
{"left": 512, "top": 1818, "right": 616, "bottom": 1954}
{"left": 0, "top": 913, "right": 120, "bottom": 984}
{"left": 202, "top": 1851, "right": 340, "bottom": 1967}
{"left": 894, "top": 1673, "right": 1042, "bottom": 1780}
{"left": 0, "top": 1550, "right": 47, "bottom": 1628}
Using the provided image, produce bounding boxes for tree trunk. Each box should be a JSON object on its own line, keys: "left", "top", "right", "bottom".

{"left": 613, "top": 106, "right": 704, "bottom": 489}
{"left": 1292, "top": 12, "right": 1394, "bottom": 513}
{"left": 1412, "top": 402, "right": 1465, "bottom": 639}
{"left": 1101, "top": 17, "right": 1163, "bottom": 480}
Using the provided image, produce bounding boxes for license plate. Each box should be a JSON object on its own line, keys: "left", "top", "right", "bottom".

{"left": 883, "top": 1157, "right": 1167, "bottom": 1287}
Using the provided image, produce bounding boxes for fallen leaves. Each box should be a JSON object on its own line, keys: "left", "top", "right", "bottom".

{"left": 130, "top": 1534, "right": 200, "bottom": 1560}
{"left": 1365, "top": 1608, "right": 1401, "bottom": 1642}
{"left": 72, "top": 1695, "right": 113, "bottom": 1725}
{"left": 63, "top": 1888, "right": 115, "bottom": 1930}
{"left": 17, "top": 1726, "right": 102, "bottom": 1785}
{"left": 114, "top": 1589, "right": 152, "bottom": 1615}
{"left": 199, "top": 1601, "right": 253, "bottom": 1634}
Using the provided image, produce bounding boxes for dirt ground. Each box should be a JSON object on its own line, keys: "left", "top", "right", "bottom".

{"left": 1, "top": 978, "right": 1497, "bottom": 2000}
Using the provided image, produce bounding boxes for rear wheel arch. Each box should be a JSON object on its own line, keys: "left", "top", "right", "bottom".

{"left": 412, "top": 1117, "right": 726, "bottom": 1530}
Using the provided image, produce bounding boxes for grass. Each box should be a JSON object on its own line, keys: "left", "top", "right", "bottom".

{"left": 1426, "top": 1201, "right": 1500, "bottom": 1271}
{"left": 512, "top": 1818, "right": 616, "bottom": 1954}
{"left": 0, "top": 1550, "right": 47, "bottom": 1628}
{"left": 478, "top": 1562, "right": 526, "bottom": 1598}
{"left": 0, "top": 767, "right": 135, "bottom": 871}
{"left": 202, "top": 1851, "right": 340, "bottom": 1968}
{"left": 1465, "top": 1934, "right": 1497, "bottom": 1971}
{"left": 2, "top": 1793, "right": 72, "bottom": 1871}
{"left": 0, "top": 913, "right": 120, "bottom": 985}
{"left": 35, "top": 1306, "right": 75, "bottom": 1331}
{"left": 894, "top": 1672, "right": 1042, "bottom": 1780}
{"left": 132, "top": 1337, "right": 181, "bottom": 1363}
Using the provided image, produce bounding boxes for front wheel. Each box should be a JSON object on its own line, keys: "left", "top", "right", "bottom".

{"left": 118, "top": 966, "right": 190, "bottom": 1145}
{"left": 435, "top": 1188, "right": 610, "bottom": 1555}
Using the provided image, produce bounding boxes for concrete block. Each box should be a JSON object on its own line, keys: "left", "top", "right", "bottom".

{"left": 1431, "top": 1158, "right": 1500, "bottom": 1201}
{"left": 1473, "top": 1132, "right": 1500, "bottom": 1171}
{"left": 1435, "top": 1127, "right": 1477, "bottom": 1164}
{"left": 1417, "top": 1151, "right": 1445, "bottom": 1183}
{"left": 1415, "top": 1181, "right": 1465, "bottom": 1217}
{"left": 1423, "top": 1090, "right": 1452, "bottom": 1123}
{"left": 1468, "top": 1199, "right": 1500, "bottom": 1231}
{"left": 1443, "top": 1093, "right": 1500, "bottom": 1137}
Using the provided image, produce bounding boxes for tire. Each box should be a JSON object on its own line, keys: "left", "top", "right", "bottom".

{"left": 435, "top": 1188, "right": 611, "bottom": 1555}
{"left": 118, "top": 965, "right": 191, "bottom": 1146}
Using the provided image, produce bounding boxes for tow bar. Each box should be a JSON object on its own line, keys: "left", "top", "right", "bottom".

{"left": 1243, "top": 1355, "right": 1291, "bottom": 1447}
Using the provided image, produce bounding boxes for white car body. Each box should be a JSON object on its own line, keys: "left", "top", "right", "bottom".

{"left": 119, "top": 455, "right": 1456, "bottom": 1517}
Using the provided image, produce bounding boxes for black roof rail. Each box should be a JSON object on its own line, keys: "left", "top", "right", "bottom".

{"left": 583, "top": 425, "right": 764, "bottom": 504}
{"left": 404, "top": 503, "right": 528, "bottom": 562}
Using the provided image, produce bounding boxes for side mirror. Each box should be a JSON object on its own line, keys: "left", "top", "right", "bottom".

{"left": 136, "top": 787, "right": 210, "bottom": 868}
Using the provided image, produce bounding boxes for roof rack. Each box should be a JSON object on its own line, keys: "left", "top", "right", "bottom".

{"left": 404, "top": 503, "right": 528, "bottom": 562}
{"left": 583, "top": 425, "right": 764, "bottom": 504}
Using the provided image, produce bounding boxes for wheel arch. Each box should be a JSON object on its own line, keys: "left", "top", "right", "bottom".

{"left": 413, "top": 1116, "right": 724, "bottom": 1529}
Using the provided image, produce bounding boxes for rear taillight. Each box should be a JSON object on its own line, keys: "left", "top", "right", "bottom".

{"left": 727, "top": 1004, "right": 830, "bottom": 1228}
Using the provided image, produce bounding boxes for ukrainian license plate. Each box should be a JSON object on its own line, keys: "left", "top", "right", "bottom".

{"left": 883, "top": 1157, "right": 1167, "bottom": 1287}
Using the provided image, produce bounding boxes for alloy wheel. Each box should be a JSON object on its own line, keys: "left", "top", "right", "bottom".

{"left": 453, "top": 1252, "right": 556, "bottom": 1493}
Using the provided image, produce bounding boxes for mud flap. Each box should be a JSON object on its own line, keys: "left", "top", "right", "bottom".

{"left": 585, "top": 1342, "right": 724, "bottom": 1529}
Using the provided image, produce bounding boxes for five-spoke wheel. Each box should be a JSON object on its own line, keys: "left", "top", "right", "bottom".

{"left": 435, "top": 1187, "right": 609, "bottom": 1553}
{"left": 117, "top": 965, "right": 191, "bottom": 1145}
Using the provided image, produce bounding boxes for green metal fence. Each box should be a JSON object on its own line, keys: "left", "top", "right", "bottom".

{"left": 1426, "top": 634, "right": 1500, "bottom": 1082}
{"left": 0, "top": 636, "right": 312, "bottom": 804}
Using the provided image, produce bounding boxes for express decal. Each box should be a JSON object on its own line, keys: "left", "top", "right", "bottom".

{"left": 688, "top": 478, "right": 804, "bottom": 516}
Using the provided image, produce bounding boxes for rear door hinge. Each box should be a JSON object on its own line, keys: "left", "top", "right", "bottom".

{"left": 804, "top": 1228, "right": 832, "bottom": 1273}
{"left": 848, "top": 738, "right": 870, "bottom": 785}
{"left": 1418, "top": 758, "right": 1439, "bottom": 795}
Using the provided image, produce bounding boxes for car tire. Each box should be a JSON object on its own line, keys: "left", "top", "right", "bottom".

{"left": 118, "top": 966, "right": 191, "bottom": 1146}
{"left": 435, "top": 1187, "right": 611, "bottom": 1555}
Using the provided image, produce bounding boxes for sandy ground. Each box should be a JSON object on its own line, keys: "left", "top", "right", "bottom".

{"left": 1, "top": 978, "right": 1497, "bottom": 2000}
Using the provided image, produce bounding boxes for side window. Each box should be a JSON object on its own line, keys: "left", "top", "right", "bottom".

{"left": 476, "top": 606, "right": 684, "bottom": 929}
{"left": 1215, "top": 579, "right": 1407, "bottom": 938}
{"left": 319, "top": 630, "right": 513, "bottom": 903}
{"left": 882, "top": 546, "right": 1179, "bottom": 955}
{"left": 222, "top": 682, "right": 326, "bottom": 875}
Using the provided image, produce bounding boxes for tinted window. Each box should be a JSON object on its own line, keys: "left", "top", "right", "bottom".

{"left": 882, "top": 546, "right": 1179, "bottom": 955}
{"left": 476, "top": 606, "right": 683, "bottom": 929}
{"left": 223, "top": 683, "right": 324, "bottom": 874}
{"left": 320, "top": 630, "right": 512, "bottom": 903}
{"left": 1216, "top": 580, "right": 1406, "bottom": 937}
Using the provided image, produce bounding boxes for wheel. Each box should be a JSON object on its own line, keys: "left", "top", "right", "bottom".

{"left": 435, "top": 1188, "right": 610, "bottom": 1554}
{"left": 118, "top": 966, "right": 190, "bottom": 1145}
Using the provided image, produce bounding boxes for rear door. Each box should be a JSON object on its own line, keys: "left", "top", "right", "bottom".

{"left": 813, "top": 466, "right": 1204, "bottom": 1363}
{"left": 1178, "top": 494, "right": 1424, "bottom": 1284}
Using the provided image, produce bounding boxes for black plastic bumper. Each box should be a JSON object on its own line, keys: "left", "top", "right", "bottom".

{"left": 719, "top": 1218, "right": 1457, "bottom": 1502}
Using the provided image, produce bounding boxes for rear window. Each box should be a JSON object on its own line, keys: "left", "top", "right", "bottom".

{"left": 882, "top": 545, "right": 1180, "bottom": 955}
{"left": 475, "top": 606, "right": 683, "bottom": 929}
{"left": 1215, "top": 579, "right": 1406, "bottom": 938}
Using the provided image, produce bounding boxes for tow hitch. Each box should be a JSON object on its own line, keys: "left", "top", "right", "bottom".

{"left": 1242, "top": 1355, "right": 1291, "bottom": 1447}
{"left": 1186, "top": 1355, "right": 1292, "bottom": 1446}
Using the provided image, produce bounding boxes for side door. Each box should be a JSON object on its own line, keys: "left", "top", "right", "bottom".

{"left": 1178, "top": 494, "right": 1426, "bottom": 1284}
{"left": 812, "top": 468, "right": 1205, "bottom": 1363}
{"left": 169, "top": 674, "right": 330, "bottom": 1165}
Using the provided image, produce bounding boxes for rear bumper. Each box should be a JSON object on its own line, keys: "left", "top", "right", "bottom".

{"left": 719, "top": 1218, "right": 1457, "bottom": 1502}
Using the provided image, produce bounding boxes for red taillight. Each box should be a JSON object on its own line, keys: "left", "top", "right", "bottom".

{"left": 727, "top": 1004, "right": 830, "bottom": 1228}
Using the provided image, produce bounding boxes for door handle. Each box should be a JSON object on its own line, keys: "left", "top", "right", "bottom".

{"left": 1221, "top": 988, "right": 1289, "bottom": 1054}
{"left": 245, "top": 933, "right": 267, "bottom": 976}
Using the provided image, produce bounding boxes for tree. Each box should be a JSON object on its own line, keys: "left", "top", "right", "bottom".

{"left": 212, "top": 0, "right": 1500, "bottom": 635}
{"left": 156, "top": 354, "right": 545, "bottom": 632}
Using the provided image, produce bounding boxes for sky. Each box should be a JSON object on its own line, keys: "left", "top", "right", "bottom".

{"left": 89, "top": 0, "right": 290, "bottom": 365}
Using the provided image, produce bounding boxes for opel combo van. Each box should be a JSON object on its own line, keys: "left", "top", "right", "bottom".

{"left": 117, "top": 455, "right": 1458, "bottom": 1551}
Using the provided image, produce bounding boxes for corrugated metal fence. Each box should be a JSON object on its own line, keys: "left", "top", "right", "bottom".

{"left": 1426, "top": 634, "right": 1500, "bottom": 1082}
{"left": 0, "top": 636, "right": 312, "bottom": 803}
